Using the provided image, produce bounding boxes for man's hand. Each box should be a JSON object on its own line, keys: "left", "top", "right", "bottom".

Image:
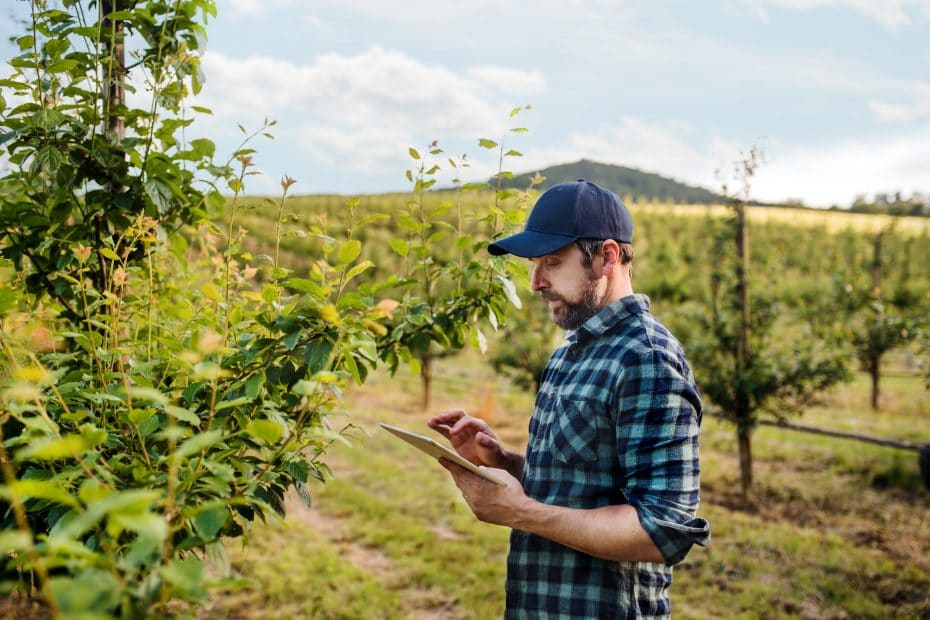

{"left": 427, "top": 409, "right": 507, "bottom": 468}
{"left": 440, "top": 460, "right": 665, "bottom": 564}
{"left": 438, "top": 458, "right": 528, "bottom": 527}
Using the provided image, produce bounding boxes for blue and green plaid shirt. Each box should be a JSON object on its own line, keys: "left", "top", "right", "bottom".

{"left": 505, "top": 294, "right": 709, "bottom": 619}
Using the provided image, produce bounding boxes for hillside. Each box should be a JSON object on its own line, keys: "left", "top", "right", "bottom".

{"left": 495, "top": 159, "right": 723, "bottom": 204}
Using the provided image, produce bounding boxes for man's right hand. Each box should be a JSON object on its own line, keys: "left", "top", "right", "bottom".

{"left": 427, "top": 409, "right": 509, "bottom": 470}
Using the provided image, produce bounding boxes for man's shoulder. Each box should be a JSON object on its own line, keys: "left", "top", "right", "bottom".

{"left": 605, "top": 306, "right": 680, "bottom": 357}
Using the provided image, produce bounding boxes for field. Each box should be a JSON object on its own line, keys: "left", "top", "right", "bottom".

{"left": 203, "top": 347, "right": 930, "bottom": 619}
{"left": 632, "top": 202, "right": 930, "bottom": 237}
{"left": 196, "top": 194, "right": 930, "bottom": 619}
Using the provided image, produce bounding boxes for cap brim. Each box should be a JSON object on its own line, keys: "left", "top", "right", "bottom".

{"left": 487, "top": 230, "right": 577, "bottom": 257}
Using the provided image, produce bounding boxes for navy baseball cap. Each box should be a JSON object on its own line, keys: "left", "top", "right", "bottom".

{"left": 488, "top": 179, "right": 633, "bottom": 257}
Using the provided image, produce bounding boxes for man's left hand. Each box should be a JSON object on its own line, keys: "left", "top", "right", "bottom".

{"left": 438, "top": 458, "right": 528, "bottom": 527}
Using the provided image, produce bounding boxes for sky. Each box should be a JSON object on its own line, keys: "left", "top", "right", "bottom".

{"left": 2, "top": 1, "right": 930, "bottom": 207}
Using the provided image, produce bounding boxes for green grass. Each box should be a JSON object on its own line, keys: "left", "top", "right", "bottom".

{"left": 207, "top": 351, "right": 930, "bottom": 619}
{"left": 206, "top": 520, "right": 404, "bottom": 619}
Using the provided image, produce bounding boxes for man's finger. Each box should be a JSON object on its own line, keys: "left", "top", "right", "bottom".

{"left": 449, "top": 417, "right": 485, "bottom": 436}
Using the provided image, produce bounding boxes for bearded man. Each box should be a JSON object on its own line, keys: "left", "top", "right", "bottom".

{"left": 428, "top": 179, "right": 710, "bottom": 619}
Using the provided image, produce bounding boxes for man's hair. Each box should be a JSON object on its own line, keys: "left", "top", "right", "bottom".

{"left": 575, "top": 238, "right": 634, "bottom": 269}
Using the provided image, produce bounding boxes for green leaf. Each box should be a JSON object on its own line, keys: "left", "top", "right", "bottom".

{"left": 282, "top": 330, "right": 301, "bottom": 350}
{"left": 49, "top": 570, "right": 121, "bottom": 615}
{"left": 261, "top": 284, "right": 280, "bottom": 304}
{"left": 2, "top": 479, "right": 79, "bottom": 508}
{"left": 128, "top": 386, "right": 168, "bottom": 405}
{"left": 16, "top": 435, "right": 89, "bottom": 461}
{"left": 408, "top": 147, "right": 420, "bottom": 160}
{"left": 16, "top": 35, "right": 35, "bottom": 51}
{"left": 215, "top": 396, "right": 253, "bottom": 412}
{"left": 99, "top": 247, "right": 120, "bottom": 261}
{"left": 344, "top": 260, "right": 375, "bottom": 282}
{"left": 193, "top": 503, "right": 229, "bottom": 540}
{"left": 303, "top": 340, "right": 334, "bottom": 373}
{"left": 176, "top": 430, "right": 224, "bottom": 460}
{"left": 245, "top": 419, "right": 283, "bottom": 444}
{"left": 166, "top": 405, "right": 200, "bottom": 426}
{"left": 34, "top": 145, "right": 63, "bottom": 173}
{"left": 0, "top": 530, "right": 32, "bottom": 553}
{"left": 474, "top": 327, "right": 488, "bottom": 354}
{"left": 79, "top": 423, "right": 108, "bottom": 447}
{"left": 54, "top": 489, "right": 161, "bottom": 540}
{"left": 161, "top": 557, "right": 205, "bottom": 597}
{"left": 46, "top": 59, "right": 79, "bottom": 73}
{"left": 244, "top": 373, "right": 264, "bottom": 399}
{"left": 282, "top": 278, "right": 325, "bottom": 298}
{"left": 496, "top": 275, "right": 523, "bottom": 309}
{"left": 389, "top": 238, "right": 409, "bottom": 257}
{"left": 478, "top": 138, "right": 498, "bottom": 149}
{"left": 337, "top": 240, "right": 362, "bottom": 264}
{"left": 144, "top": 178, "right": 173, "bottom": 214}
{"left": 109, "top": 511, "right": 167, "bottom": 543}
{"left": 31, "top": 108, "right": 65, "bottom": 130}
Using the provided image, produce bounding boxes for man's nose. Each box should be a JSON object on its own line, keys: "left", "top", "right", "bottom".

{"left": 530, "top": 264, "right": 547, "bottom": 291}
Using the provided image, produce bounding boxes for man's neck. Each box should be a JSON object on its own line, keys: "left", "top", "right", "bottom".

{"left": 600, "top": 273, "right": 634, "bottom": 306}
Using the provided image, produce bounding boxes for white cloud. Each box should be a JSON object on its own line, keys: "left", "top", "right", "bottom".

{"left": 870, "top": 82, "right": 930, "bottom": 122}
{"left": 752, "top": 130, "right": 930, "bottom": 206}
{"left": 227, "top": 0, "right": 300, "bottom": 17}
{"left": 506, "top": 117, "right": 930, "bottom": 208}
{"left": 193, "top": 48, "right": 545, "bottom": 176}
{"left": 744, "top": 0, "right": 930, "bottom": 30}
{"left": 505, "top": 118, "right": 738, "bottom": 195}
{"left": 466, "top": 67, "right": 546, "bottom": 96}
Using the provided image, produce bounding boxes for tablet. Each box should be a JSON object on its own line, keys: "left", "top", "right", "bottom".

{"left": 380, "top": 423, "right": 506, "bottom": 486}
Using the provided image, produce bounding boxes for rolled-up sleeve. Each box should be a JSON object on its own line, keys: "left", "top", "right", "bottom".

{"left": 615, "top": 348, "right": 710, "bottom": 565}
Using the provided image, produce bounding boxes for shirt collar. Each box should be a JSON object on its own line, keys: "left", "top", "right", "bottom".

{"left": 565, "top": 294, "right": 651, "bottom": 345}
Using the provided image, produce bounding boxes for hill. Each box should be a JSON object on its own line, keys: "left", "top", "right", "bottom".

{"left": 495, "top": 159, "right": 723, "bottom": 204}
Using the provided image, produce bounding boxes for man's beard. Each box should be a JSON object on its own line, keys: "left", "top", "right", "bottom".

{"left": 540, "top": 273, "right": 603, "bottom": 330}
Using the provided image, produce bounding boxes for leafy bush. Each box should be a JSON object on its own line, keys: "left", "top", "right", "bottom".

{"left": 0, "top": 2, "right": 524, "bottom": 616}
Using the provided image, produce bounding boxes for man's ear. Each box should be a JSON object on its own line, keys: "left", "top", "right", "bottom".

{"left": 599, "top": 240, "right": 620, "bottom": 276}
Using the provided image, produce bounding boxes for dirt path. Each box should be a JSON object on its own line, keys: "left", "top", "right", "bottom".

{"left": 286, "top": 482, "right": 467, "bottom": 619}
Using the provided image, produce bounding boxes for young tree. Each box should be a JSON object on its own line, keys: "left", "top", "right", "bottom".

{"left": 490, "top": 293, "right": 558, "bottom": 393}
{"left": 684, "top": 148, "right": 848, "bottom": 495}
{"left": 850, "top": 228, "right": 919, "bottom": 409}
{"left": 383, "top": 110, "right": 533, "bottom": 410}
{"left": 0, "top": 3, "right": 527, "bottom": 615}
{"left": 0, "top": 0, "right": 222, "bottom": 315}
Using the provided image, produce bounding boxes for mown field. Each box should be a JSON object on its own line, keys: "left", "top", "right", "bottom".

{"left": 201, "top": 346, "right": 930, "bottom": 619}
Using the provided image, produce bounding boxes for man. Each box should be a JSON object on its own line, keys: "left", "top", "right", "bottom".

{"left": 427, "top": 180, "right": 709, "bottom": 619}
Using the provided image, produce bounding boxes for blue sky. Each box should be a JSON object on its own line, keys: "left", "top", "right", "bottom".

{"left": 3, "top": 1, "right": 930, "bottom": 206}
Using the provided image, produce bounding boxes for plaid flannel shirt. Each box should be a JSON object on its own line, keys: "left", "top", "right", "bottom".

{"left": 505, "top": 294, "right": 710, "bottom": 619}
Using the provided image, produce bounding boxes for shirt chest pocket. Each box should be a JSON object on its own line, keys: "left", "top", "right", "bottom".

{"left": 546, "top": 397, "right": 601, "bottom": 466}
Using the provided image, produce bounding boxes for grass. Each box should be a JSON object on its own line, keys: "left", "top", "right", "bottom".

{"left": 206, "top": 349, "right": 930, "bottom": 619}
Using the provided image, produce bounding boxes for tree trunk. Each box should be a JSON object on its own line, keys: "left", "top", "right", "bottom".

{"left": 735, "top": 202, "right": 751, "bottom": 367}
{"left": 870, "top": 231, "right": 883, "bottom": 410}
{"left": 102, "top": 1, "right": 126, "bottom": 142}
{"left": 737, "top": 424, "right": 753, "bottom": 496}
{"left": 871, "top": 232, "right": 883, "bottom": 298}
{"left": 869, "top": 355, "right": 880, "bottom": 410}
{"left": 735, "top": 199, "right": 753, "bottom": 497}
{"left": 420, "top": 353, "right": 432, "bottom": 411}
